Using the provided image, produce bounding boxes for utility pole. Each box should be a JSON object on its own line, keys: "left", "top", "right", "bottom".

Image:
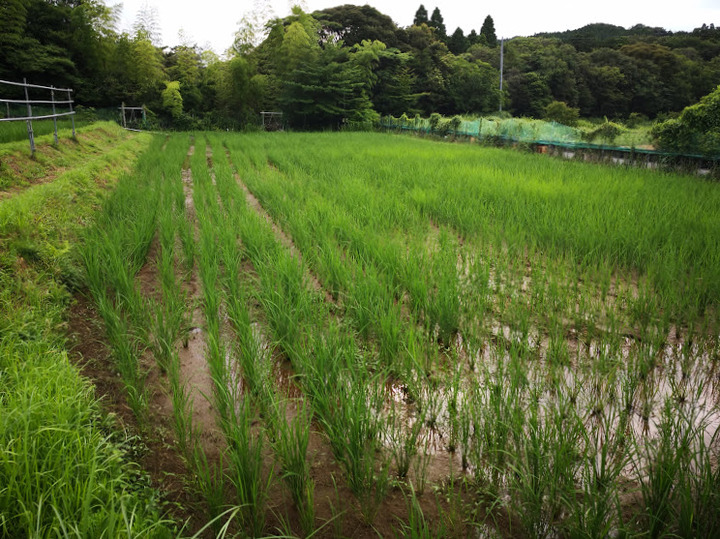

{"left": 499, "top": 37, "right": 504, "bottom": 112}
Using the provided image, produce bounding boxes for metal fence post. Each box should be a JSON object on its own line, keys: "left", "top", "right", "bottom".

{"left": 51, "top": 86, "right": 59, "bottom": 145}
{"left": 67, "top": 89, "right": 75, "bottom": 137}
{"left": 23, "top": 78, "right": 35, "bottom": 154}
{"left": 121, "top": 102, "right": 126, "bottom": 128}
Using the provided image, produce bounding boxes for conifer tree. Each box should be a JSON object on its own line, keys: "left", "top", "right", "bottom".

{"left": 413, "top": 4, "right": 428, "bottom": 26}
{"left": 448, "top": 27, "right": 469, "bottom": 54}
{"left": 429, "top": 7, "right": 446, "bottom": 39}
{"left": 480, "top": 15, "right": 497, "bottom": 47}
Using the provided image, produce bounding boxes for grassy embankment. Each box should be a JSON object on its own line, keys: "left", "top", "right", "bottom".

{"left": 0, "top": 122, "right": 174, "bottom": 537}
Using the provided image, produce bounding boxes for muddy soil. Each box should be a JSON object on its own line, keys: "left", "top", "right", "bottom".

{"left": 66, "top": 294, "right": 203, "bottom": 533}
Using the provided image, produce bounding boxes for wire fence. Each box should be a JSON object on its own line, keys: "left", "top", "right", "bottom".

{"left": 379, "top": 116, "right": 720, "bottom": 174}
{"left": 0, "top": 78, "right": 75, "bottom": 153}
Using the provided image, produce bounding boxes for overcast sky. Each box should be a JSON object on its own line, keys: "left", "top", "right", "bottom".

{"left": 116, "top": 0, "right": 720, "bottom": 54}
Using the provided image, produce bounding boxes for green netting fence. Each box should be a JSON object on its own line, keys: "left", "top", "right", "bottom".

{"left": 378, "top": 116, "right": 720, "bottom": 168}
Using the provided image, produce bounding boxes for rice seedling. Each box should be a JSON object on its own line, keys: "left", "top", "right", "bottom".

{"left": 269, "top": 399, "right": 316, "bottom": 535}
{"left": 394, "top": 485, "right": 447, "bottom": 538}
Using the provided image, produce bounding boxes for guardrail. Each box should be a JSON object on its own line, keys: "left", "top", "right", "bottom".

{"left": 0, "top": 78, "right": 75, "bottom": 153}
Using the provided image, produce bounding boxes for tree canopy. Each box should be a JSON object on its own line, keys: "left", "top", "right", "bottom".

{"left": 481, "top": 15, "right": 498, "bottom": 47}
{"left": 653, "top": 85, "right": 720, "bottom": 156}
{"left": 413, "top": 5, "right": 428, "bottom": 26}
{"left": 1, "top": 2, "right": 719, "bottom": 133}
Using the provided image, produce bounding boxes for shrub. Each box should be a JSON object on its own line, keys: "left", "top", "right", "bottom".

{"left": 429, "top": 113, "right": 442, "bottom": 132}
{"left": 544, "top": 101, "right": 579, "bottom": 127}
{"left": 449, "top": 115, "right": 463, "bottom": 134}
{"left": 652, "top": 85, "right": 720, "bottom": 156}
{"left": 436, "top": 118, "right": 452, "bottom": 136}
{"left": 626, "top": 112, "right": 648, "bottom": 128}
{"left": 583, "top": 119, "right": 626, "bottom": 144}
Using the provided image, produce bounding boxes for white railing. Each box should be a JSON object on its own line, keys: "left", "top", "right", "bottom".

{"left": 0, "top": 78, "right": 76, "bottom": 153}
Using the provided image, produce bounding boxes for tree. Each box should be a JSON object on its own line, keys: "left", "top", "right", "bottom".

{"left": 280, "top": 43, "right": 376, "bottom": 128}
{"left": 413, "top": 5, "right": 428, "bottom": 26}
{"left": 544, "top": 100, "right": 579, "bottom": 125}
{"left": 621, "top": 42, "right": 695, "bottom": 112}
{"left": 506, "top": 71, "right": 551, "bottom": 117}
{"left": 133, "top": 2, "right": 162, "bottom": 45}
{"left": 0, "top": 0, "right": 76, "bottom": 86}
{"left": 232, "top": 0, "right": 274, "bottom": 55}
{"left": 211, "top": 56, "right": 253, "bottom": 122}
{"left": 448, "top": 27, "right": 469, "bottom": 55}
{"left": 578, "top": 59, "right": 629, "bottom": 117}
{"left": 281, "top": 21, "right": 317, "bottom": 72}
{"left": 161, "top": 80, "right": 183, "bottom": 118}
{"left": 372, "top": 49, "right": 419, "bottom": 115}
{"left": 267, "top": 7, "right": 321, "bottom": 75}
{"left": 128, "top": 36, "right": 165, "bottom": 103}
{"left": 480, "top": 15, "right": 497, "bottom": 47}
{"left": 652, "top": 85, "right": 720, "bottom": 156}
{"left": 406, "top": 24, "right": 452, "bottom": 113}
{"left": 447, "top": 57, "right": 500, "bottom": 113}
{"left": 166, "top": 44, "right": 202, "bottom": 111}
{"left": 350, "top": 39, "right": 387, "bottom": 91}
{"left": 314, "top": 5, "right": 400, "bottom": 48}
{"left": 429, "top": 7, "right": 446, "bottom": 40}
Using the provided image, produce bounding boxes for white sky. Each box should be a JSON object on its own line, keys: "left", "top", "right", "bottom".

{"left": 115, "top": 0, "right": 720, "bottom": 54}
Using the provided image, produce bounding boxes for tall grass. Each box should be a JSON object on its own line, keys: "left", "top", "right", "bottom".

{"left": 0, "top": 124, "right": 171, "bottom": 536}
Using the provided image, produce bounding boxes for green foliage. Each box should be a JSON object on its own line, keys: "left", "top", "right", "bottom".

{"left": 652, "top": 85, "right": 720, "bottom": 156}
{"left": 447, "top": 57, "right": 500, "bottom": 113}
{"left": 314, "top": 4, "right": 401, "bottom": 48}
{"left": 507, "top": 71, "right": 552, "bottom": 117}
{"left": 280, "top": 20, "right": 319, "bottom": 73}
{"left": 373, "top": 51, "right": 419, "bottom": 116}
{"left": 626, "top": 112, "right": 649, "bottom": 128}
{"left": 448, "top": 27, "right": 469, "bottom": 55}
{"left": 583, "top": 119, "right": 626, "bottom": 143}
{"left": 0, "top": 125, "right": 170, "bottom": 537}
{"left": 480, "top": 15, "right": 498, "bottom": 47}
{"left": 413, "top": 4, "right": 429, "bottom": 26}
{"left": 544, "top": 100, "right": 580, "bottom": 126}
{"left": 161, "top": 81, "right": 183, "bottom": 119}
{"left": 280, "top": 43, "right": 377, "bottom": 129}
{"left": 2, "top": 2, "right": 718, "bottom": 130}
{"left": 428, "top": 112, "right": 441, "bottom": 131}
{"left": 429, "top": 7, "right": 446, "bottom": 40}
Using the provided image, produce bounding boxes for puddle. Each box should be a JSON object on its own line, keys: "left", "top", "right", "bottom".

{"left": 379, "top": 320, "right": 719, "bottom": 491}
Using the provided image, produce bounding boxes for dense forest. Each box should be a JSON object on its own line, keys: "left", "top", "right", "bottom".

{"left": 1, "top": 0, "right": 720, "bottom": 130}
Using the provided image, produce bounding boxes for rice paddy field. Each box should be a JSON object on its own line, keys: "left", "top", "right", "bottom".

{"left": 2, "top": 125, "right": 720, "bottom": 537}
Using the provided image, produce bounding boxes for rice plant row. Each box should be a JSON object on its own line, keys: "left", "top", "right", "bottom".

{"left": 217, "top": 131, "right": 720, "bottom": 537}
{"left": 80, "top": 130, "right": 720, "bottom": 537}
